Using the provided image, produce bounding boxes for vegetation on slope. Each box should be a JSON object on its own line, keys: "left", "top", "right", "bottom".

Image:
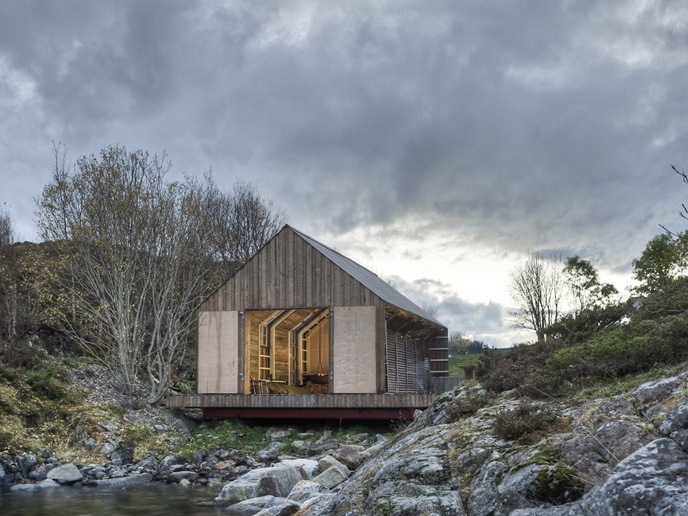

{"left": 477, "top": 277, "right": 688, "bottom": 398}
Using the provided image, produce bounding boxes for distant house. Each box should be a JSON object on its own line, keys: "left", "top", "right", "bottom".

{"left": 167, "top": 225, "right": 449, "bottom": 419}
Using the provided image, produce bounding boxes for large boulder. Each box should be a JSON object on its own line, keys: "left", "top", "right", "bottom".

{"left": 92, "top": 473, "right": 152, "bottom": 488}
{"left": 583, "top": 438, "right": 688, "bottom": 515}
{"left": 366, "top": 480, "right": 465, "bottom": 515}
{"left": 332, "top": 445, "right": 366, "bottom": 470}
{"left": 556, "top": 419, "right": 653, "bottom": 487}
{"left": 216, "top": 460, "right": 319, "bottom": 506}
{"left": 311, "top": 462, "right": 349, "bottom": 489}
{"left": 511, "top": 438, "right": 688, "bottom": 515}
{"left": 46, "top": 463, "right": 83, "bottom": 485}
{"left": 287, "top": 479, "right": 326, "bottom": 503}
{"left": 468, "top": 460, "right": 507, "bottom": 516}
{"left": 224, "top": 495, "right": 300, "bottom": 516}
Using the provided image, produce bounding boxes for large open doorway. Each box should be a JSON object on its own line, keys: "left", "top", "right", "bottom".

{"left": 245, "top": 308, "right": 330, "bottom": 394}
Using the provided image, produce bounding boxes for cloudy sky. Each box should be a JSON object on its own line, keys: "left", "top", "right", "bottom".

{"left": 2, "top": 1, "right": 688, "bottom": 347}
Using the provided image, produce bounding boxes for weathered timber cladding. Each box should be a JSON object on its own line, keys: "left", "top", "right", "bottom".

{"left": 191, "top": 225, "right": 449, "bottom": 405}
{"left": 428, "top": 336, "right": 449, "bottom": 376}
{"left": 201, "top": 227, "right": 386, "bottom": 312}
{"left": 385, "top": 330, "right": 433, "bottom": 393}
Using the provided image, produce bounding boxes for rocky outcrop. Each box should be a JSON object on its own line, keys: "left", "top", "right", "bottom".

{"left": 211, "top": 366, "right": 688, "bottom": 515}
{"left": 6, "top": 363, "right": 688, "bottom": 514}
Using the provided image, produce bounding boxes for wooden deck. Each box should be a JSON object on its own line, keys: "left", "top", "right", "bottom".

{"left": 166, "top": 393, "right": 437, "bottom": 420}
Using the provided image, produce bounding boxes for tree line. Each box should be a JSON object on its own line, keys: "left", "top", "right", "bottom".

{"left": 0, "top": 145, "right": 284, "bottom": 403}
{"left": 510, "top": 166, "right": 688, "bottom": 344}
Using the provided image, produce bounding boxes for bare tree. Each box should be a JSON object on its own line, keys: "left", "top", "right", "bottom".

{"left": 36, "top": 145, "right": 285, "bottom": 403}
{"left": 206, "top": 179, "right": 285, "bottom": 274}
{"left": 509, "top": 252, "right": 565, "bottom": 343}
{"left": 0, "top": 209, "right": 18, "bottom": 338}
{"left": 0, "top": 208, "right": 12, "bottom": 247}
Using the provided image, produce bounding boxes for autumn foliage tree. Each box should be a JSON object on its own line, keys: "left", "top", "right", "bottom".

{"left": 37, "top": 145, "right": 282, "bottom": 403}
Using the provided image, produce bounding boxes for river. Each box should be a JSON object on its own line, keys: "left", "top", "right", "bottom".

{"left": 0, "top": 484, "right": 225, "bottom": 515}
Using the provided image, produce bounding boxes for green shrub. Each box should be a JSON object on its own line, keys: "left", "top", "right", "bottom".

{"left": 493, "top": 403, "right": 562, "bottom": 442}
{"left": 534, "top": 461, "right": 584, "bottom": 504}
{"left": 545, "top": 303, "right": 628, "bottom": 344}
{"left": 549, "top": 314, "right": 688, "bottom": 379}
{"left": 477, "top": 343, "right": 572, "bottom": 398}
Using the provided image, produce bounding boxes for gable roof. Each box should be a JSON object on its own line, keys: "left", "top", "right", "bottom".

{"left": 289, "top": 225, "right": 444, "bottom": 327}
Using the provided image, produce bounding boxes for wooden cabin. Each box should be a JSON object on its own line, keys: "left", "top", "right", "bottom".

{"left": 167, "top": 225, "right": 449, "bottom": 419}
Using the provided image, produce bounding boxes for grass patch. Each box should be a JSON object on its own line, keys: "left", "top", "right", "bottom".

{"left": 449, "top": 353, "right": 482, "bottom": 377}
{"left": 572, "top": 366, "right": 667, "bottom": 401}
{"left": 172, "top": 420, "right": 271, "bottom": 460}
{"left": 0, "top": 337, "right": 90, "bottom": 455}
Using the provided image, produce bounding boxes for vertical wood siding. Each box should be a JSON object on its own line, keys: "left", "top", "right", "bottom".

{"left": 201, "top": 227, "right": 385, "bottom": 312}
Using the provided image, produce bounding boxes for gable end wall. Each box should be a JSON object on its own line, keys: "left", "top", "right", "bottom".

{"left": 200, "top": 228, "right": 384, "bottom": 312}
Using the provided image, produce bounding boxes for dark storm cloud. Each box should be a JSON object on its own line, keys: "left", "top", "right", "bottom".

{"left": 3, "top": 1, "right": 688, "bottom": 341}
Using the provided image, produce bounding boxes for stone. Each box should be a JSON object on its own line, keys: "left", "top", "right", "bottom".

{"left": 296, "top": 493, "right": 337, "bottom": 515}
{"left": 287, "top": 479, "right": 326, "bottom": 503}
{"left": 371, "top": 446, "right": 449, "bottom": 486}
{"left": 267, "top": 428, "right": 293, "bottom": 440}
{"left": 316, "top": 454, "right": 342, "bottom": 473}
{"left": 110, "top": 451, "right": 124, "bottom": 466}
{"left": 512, "top": 438, "right": 688, "bottom": 515}
{"left": 290, "top": 440, "right": 309, "bottom": 452}
{"left": 100, "top": 420, "right": 120, "bottom": 432}
{"left": 279, "top": 458, "right": 320, "bottom": 480}
{"left": 311, "top": 462, "right": 350, "bottom": 489}
{"left": 215, "top": 463, "right": 310, "bottom": 505}
{"left": 332, "top": 445, "right": 366, "bottom": 470}
{"left": 660, "top": 402, "right": 688, "bottom": 436}
{"left": 305, "top": 440, "right": 339, "bottom": 456}
{"left": 93, "top": 473, "right": 152, "bottom": 488}
{"left": 366, "top": 480, "right": 466, "bottom": 516}
{"left": 11, "top": 483, "right": 38, "bottom": 491}
{"left": 558, "top": 419, "right": 652, "bottom": 487}
{"left": 47, "top": 463, "right": 83, "bottom": 485}
{"left": 29, "top": 464, "right": 51, "bottom": 481}
{"left": 351, "top": 433, "right": 370, "bottom": 443}
{"left": 36, "top": 479, "right": 60, "bottom": 489}
{"left": 168, "top": 470, "right": 199, "bottom": 483}
{"left": 633, "top": 376, "right": 681, "bottom": 404}
{"left": 18, "top": 453, "right": 37, "bottom": 477}
{"left": 582, "top": 438, "right": 688, "bottom": 515}
{"left": 373, "top": 492, "right": 465, "bottom": 516}
{"left": 100, "top": 442, "right": 116, "bottom": 456}
{"left": 468, "top": 460, "right": 507, "bottom": 516}
{"left": 224, "top": 495, "right": 300, "bottom": 516}
{"left": 160, "top": 455, "right": 183, "bottom": 469}
{"left": 497, "top": 463, "right": 550, "bottom": 512}
{"left": 257, "top": 442, "right": 287, "bottom": 463}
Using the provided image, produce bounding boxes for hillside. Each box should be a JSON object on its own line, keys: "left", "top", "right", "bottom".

{"left": 293, "top": 365, "right": 688, "bottom": 514}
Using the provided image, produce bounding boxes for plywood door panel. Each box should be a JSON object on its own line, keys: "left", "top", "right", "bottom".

{"left": 197, "top": 311, "right": 239, "bottom": 394}
{"left": 333, "top": 306, "right": 377, "bottom": 393}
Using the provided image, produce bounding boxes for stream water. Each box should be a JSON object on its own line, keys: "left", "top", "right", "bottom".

{"left": 0, "top": 484, "right": 225, "bottom": 516}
